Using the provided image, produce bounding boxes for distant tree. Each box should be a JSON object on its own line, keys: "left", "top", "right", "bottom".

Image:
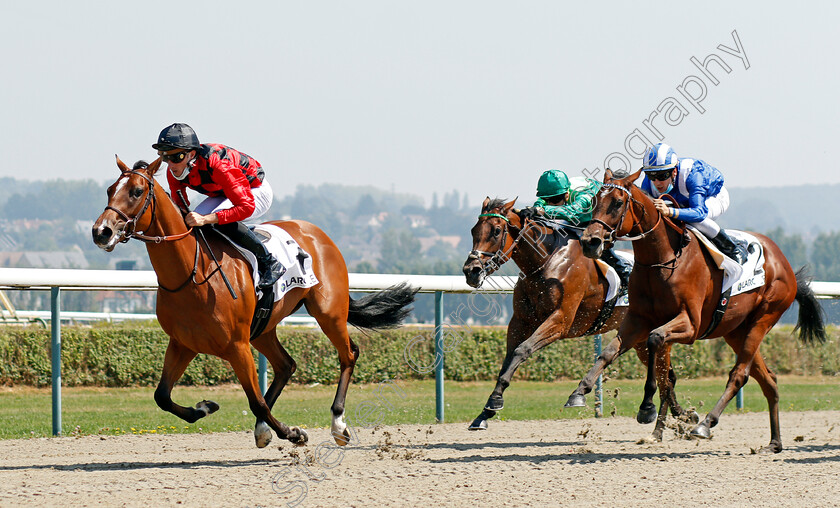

{"left": 354, "top": 194, "right": 379, "bottom": 215}
{"left": 461, "top": 193, "right": 470, "bottom": 211}
{"left": 431, "top": 192, "right": 439, "bottom": 209}
{"left": 443, "top": 190, "right": 460, "bottom": 210}
{"left": 810, "top": 231, "right": 840, "bottom": 281}
{"left": 764, "top": 227, "right": 808, "bottom": 270}
{"left": 353, "top": 261, "right": 377, "bottom": 273}
{"left": 378, "top": 229, "right": 423, "bottom": 273}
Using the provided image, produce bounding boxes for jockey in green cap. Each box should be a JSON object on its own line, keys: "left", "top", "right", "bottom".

{"left": 522, "top": 169, "right": 633, "bottom": 293}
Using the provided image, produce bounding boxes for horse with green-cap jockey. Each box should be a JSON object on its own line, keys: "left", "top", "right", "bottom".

{"left": 521, "top": 169, "right": 633, "bottom": 291}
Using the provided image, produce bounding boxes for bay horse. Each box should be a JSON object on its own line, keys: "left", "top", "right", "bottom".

{"left": 462, "top": 197, "right": 675, "bottom": 431}
{"left": 577, "top": 169, "right": 826, "bottom": 452}
{"left": 92, "top": 157, "right": 416, "bottom": 447}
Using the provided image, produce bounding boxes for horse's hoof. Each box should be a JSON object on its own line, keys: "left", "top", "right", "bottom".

{"left": 196, "top": 400, "right": 220, "bottom": 417}
{"left": 254, "top": 421, "right": 272, "bottom": 448}
{"left": 484, "top": 395, "right": 504, "bottom": 412}
{"left": 565, "top": 394, "right": 586, "bottom": 408}
{"left": 333, "top": 427, "right": 351, "bottom": 446}
{"left": 690, "top": 424, "right": 711, "bottom": 440}
{"left": 290, "top": 427, "right": 309, "bottom": 447}
{"left": 687, "top": 411, "right": 700, "bottom": 424}
{"left": 468, "top": 417, "right": 488, "bottom": 431}
{"left": 758, "top": 441, "right": 782, "bottom": 454}
{"left": 636, "top": 403, "right": 657, "bottom": 424}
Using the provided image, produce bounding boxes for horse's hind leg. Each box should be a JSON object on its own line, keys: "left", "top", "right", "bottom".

{"left": 691, "top": 317, "right": 777, "bottom": 448}
{"left": 748, "top": 351, "right": 782, "bottom": 453}
{"left": 250, "top": 329, "right": 297, "bottom": 448}
{"left": 154, "top": 339, "right": 220, "bottom": 423}
{"left": 306, "top": 300, "right": 358, "bottom": 446}
{"left": 226, "top": 342, "right": 307, "bottom": 446}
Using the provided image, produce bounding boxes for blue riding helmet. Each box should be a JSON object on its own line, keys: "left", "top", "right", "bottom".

{"left": 642, "top": 143, "right": 678, "bottom": 171}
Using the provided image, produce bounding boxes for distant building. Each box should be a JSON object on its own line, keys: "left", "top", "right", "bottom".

{"left": 0, "top": 245, "right": 89, "bottom": 268}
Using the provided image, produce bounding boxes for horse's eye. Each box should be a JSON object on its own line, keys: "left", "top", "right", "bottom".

{"left": 492, "top": 227, "right": 502, "bottom": 237}
{"left": 607, "top": 199, "right": 623, "bottom": 215}
{"left": 130, "top": 187, "right": 144, "bottom": 199}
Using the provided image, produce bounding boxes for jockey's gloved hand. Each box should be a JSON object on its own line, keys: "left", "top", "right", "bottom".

{"left": 519, "top": 207, "right": 544, "bottom": 221}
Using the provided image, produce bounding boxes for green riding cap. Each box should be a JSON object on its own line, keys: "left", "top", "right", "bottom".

{"left": 536, "top": 169, "right": 571, "bottom": 198}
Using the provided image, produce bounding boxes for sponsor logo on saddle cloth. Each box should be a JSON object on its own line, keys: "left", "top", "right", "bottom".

{"left": 688, "top": 226, "right": 765, "bottom": 297}
{"left": 233, "top": 224, "right": 319, "bottom": 301}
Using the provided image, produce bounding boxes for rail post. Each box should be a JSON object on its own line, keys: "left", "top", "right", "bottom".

{"left": 594, "top": 333, "right": 603, "bottom": 418}
{"left": 434, "top": 291, "right": 445, "bottom": 423}
{"left": 50, "top": 287, "right": 62, "bottom": 436}
{"left": 258, "top": 354, "right": 268, "bottom": 395}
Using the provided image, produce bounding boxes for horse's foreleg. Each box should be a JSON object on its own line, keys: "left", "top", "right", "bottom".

{"left": 473, "top": 314, "right": 567, "bottom": 431}
{"left": 566, "top": 313, "right": 652, "bottom": 408}
{"left": 154, "top": 339, "right": 217, "bottom": 423}
{"left": 251, "top": 330, "right": 297, "bottom": 448}
{"left": 226, "top": 343, "right": 307, "bottom": 446}
{"left": 564, "top": 336, "right": 627, "bottom": 408}
{"left": 469, "top": 317, "right": 532, "bottom": 431}
{"left": 649, "top": 344, "right": 675, "bottom": 442}
{"left": 639, "top": 312, "right": 695, "bottom": 425}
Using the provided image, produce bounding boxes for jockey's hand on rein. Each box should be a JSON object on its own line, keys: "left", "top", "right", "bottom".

{"left": 519, "top": 207, "right": 541, "bottom": 221}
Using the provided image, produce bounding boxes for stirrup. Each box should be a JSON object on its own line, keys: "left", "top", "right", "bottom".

{"left": 258, "top": 259, "right": 286, "bottom": 288}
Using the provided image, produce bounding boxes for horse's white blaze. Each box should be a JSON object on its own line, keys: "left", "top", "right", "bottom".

{"left": 113, "top": 174, "right": 129, "bottom": 196}
{"left": 254, "top": 421, "right": 272, "bottom": 448}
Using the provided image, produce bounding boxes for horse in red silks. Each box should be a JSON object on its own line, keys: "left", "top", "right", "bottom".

{"left": 93, "top": 157, "right": 416, "bottom": 448}
{"left": 576, "top": 169, "right": 826, "bottom": 452}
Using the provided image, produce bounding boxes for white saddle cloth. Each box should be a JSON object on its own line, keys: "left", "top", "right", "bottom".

{"left": 689, "top": 226, "right": 765, "bottom": 296}
{"left": 230, "top": 224, "right": 319, "bottom": 301}
{"left": 594, "top": 250, "right": 633, "bottom": 306}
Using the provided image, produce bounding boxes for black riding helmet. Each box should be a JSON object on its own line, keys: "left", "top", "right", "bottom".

{"left": 152, "top": 123, "right": 201, "bottom": 151}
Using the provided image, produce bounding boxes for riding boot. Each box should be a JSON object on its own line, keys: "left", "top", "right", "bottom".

{"left": 601, "top": 247, "right": 632, "bottom": 296}
{"left": 217, "top": 222, "right": 286, "bottom": 288}
{"left": 710, "top": 229, "right": 748, "bottom": 265}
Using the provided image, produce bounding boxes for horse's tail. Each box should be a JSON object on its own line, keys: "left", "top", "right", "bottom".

{"left": 793, "top": 266, "right": 827, "bottom": 344}
{"left": 347, "top": 282, "right": 419, "bottom": 330}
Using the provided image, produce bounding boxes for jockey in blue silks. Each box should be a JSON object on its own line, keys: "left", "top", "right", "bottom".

{"left": 640, "top": 143, "right": 747, "bottom": 264}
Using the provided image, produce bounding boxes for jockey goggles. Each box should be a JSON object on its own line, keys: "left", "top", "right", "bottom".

{"left": 646, "top": 169, "right": 673, "bottom": 182}
{"left": 159, "top": 150, "right": 189, "bottom": 163}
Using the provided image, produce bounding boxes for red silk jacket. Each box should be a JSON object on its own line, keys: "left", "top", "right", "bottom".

{"left": 167, "top": 143, "right": 265, "bottom": 224}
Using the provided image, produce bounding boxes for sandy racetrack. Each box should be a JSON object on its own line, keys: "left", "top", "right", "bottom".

{"left": 2, "top": 411, "right": 840, "bottom": 507}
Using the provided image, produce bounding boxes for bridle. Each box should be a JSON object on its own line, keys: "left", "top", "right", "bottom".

{"left": 467, "top": 212, "right": 517, "bottom": 274}
{"left": 104, "top": 170, "right": 193, "bottom": 244}
{"left": 590, "top": 183, "right": 663, "bottom": 244}
{"left": 103, "top": 169, "right": 219, "bottom": 293}
{"left": 592, "top": 182, "right": 688, "bottom": 269}
{"left": 468, "top": 211, "right": 560, "bottom": 278}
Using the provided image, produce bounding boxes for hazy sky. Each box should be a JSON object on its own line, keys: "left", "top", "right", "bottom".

{"left": 2, "top": 1, "right": 838, "bottom": 209}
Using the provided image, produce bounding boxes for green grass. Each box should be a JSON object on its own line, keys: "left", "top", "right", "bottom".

{"left": 2, "top": 377, "right": 840, "bottom": 439}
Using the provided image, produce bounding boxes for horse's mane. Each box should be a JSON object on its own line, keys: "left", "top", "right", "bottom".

{"left": 133, "top": 160, "right": 149, "bottom": 170}
{"left": 484, "top": 197, "right": 509, "bottom": 212}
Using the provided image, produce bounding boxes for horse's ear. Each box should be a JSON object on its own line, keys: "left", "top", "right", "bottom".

{"left": 625, "top": 168, "right": 643, "bottom": 184}
{"left": 115, "top": 155, "right": 130, "bottom": 173}
{"left": 604, "top": 168, "right": 613, "bottom": 182}
{"left": 481, "top": 196, "right": 491, "bottom": 212}
{"left": 502, "top": 197, "right": 517, "bottom": 213}
{"left": 147, "top": 157, "right": 163, "bottom": 176}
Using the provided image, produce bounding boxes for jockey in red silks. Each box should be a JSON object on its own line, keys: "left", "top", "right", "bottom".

{"left": 153, "top": 122, "right": 285, "bottom": 288}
